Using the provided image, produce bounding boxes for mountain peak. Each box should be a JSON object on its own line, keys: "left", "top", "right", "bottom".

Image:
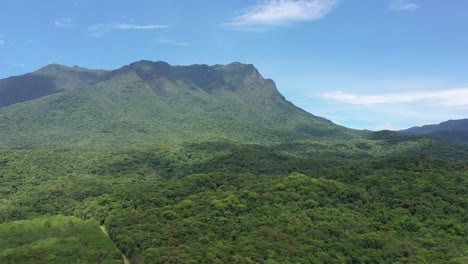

{"left": 114, "top": 60, "right": 269, "bottom": 93}
{"left": 129, "top": 60, "right": 171, "bottom": 69}
{"left": 34, "top": 64, "right": 73, "bottom": 75}
{"left": 34, "top": 63, "right": 105, "bottom": 76}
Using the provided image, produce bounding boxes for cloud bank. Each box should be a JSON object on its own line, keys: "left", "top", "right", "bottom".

{"left": 225, "top": 0, "right": 338, "bottom": 28}
{"left": 301, "top": 87, "right": 468, "bottom": 130}
{"left": 321, "top": 88, "right": 468, "bottom": 108}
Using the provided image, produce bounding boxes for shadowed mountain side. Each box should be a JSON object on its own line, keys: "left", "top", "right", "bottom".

{"left": 0, "top": 64, "right": 108, "bottom": 108}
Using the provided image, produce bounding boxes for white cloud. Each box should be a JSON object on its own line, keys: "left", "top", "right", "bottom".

{"left": 88, "top": 23, "right": 168, "bottom": 37}
{"left": 156, "top": 38, "right": 191, "bottom": 47}
{"left": 0, "top": 34, "right": 5, "bottom": 45}
{"left": 113, "top": 24, "right": 168, "bottom": 30}
{"left": 389, "top": 0, "right": 419, "bottom": 11}
{"left": 225, "top": 0, "right": 338, "bottom": 28}
{"left": 55, "top": 17, "right": 74, "bottom": 28}
{"left": 321, "top": 88, "right": 468, "bottom": 108}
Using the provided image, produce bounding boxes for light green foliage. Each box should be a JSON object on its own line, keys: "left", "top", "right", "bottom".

{"left": 0, "top": 216, "right": 122, "bottom": 263}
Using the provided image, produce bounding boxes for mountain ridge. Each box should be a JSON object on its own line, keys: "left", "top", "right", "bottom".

{"left": 0, "top": 61, "right": 287, "bottom": 107}
{"left": 0, "top": 60, "right": 358, "bottom": 149}
{"left": 401, "top": 118, "right": 468, "bottom": 143}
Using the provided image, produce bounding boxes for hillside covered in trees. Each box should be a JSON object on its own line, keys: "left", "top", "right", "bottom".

{"left": 0, "top": 62, "right": 466, "bottom": 263}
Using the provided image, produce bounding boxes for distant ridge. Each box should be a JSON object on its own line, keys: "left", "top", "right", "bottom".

{"left": 401, "top": 119, "right": 468, "bottom": 143}
{"left": 0, "top": 60, "right": 359, "bottom": 148}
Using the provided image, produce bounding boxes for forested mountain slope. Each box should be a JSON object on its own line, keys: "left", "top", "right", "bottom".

{"left": 0, "top": 61, "right": 358, "bottom": 149}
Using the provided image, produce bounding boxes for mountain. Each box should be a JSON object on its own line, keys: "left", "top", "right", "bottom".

{"left": 0, "top": 60, "right": 358, "bottom": 148}
{"left": 1, "top": 61, "right": 467, "bottom": 263}
{"left": 401, "top": 119, "right": 468, "bottom": 143}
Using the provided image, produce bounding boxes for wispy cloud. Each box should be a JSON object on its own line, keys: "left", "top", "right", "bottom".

{"left": 0, "top": 34, "right": 14, "bottom": 46}
{"left": 6, "top": 62, "right": 26, "bottom": 68}
{"left": 113, "top": 24, "right": 168, "bottom": 30}
{"left": 389, "top": 0, "right": 419, "bottom": 11}
{"left": 55, "top": 17, "right": 74, "bottom": 28}
{"left": 224, "top": 0, "right": 338, "bottom": 29}
{"left": 321, "top": 88, "right": 468, "bottom": 108}
{"left": 88, "top": 23, "right": 168, "bottom": 37}
{"left": 156, "top": 38, "right": 191, "bottom": 47}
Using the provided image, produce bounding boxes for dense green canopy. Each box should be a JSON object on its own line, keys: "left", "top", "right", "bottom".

{"left": 0, "top": 62, "right": 466, "bottom": 263}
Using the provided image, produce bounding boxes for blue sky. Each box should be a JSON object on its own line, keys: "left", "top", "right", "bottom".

{"left": 1, "top": 0, "right": 468, "bottom": 130}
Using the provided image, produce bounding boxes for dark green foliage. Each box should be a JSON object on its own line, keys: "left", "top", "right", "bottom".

{"left": 367, "top": 131, "right": 468, "bottom": 160}
{"left": 79, "top": 166, "right": 466, "bottom": 263}
{"left": 429, "top": 130, "right": 468, "bottom": 144}
{"left": 368, "top": 130, "right": 420, "bottom": 143}
{"left": 0, "top": 140, "right": 467, "bottom": 263}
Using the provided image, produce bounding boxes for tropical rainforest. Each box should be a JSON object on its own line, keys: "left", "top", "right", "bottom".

{"left": 0, "top": 61, "right": 466, "bottom": 263}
